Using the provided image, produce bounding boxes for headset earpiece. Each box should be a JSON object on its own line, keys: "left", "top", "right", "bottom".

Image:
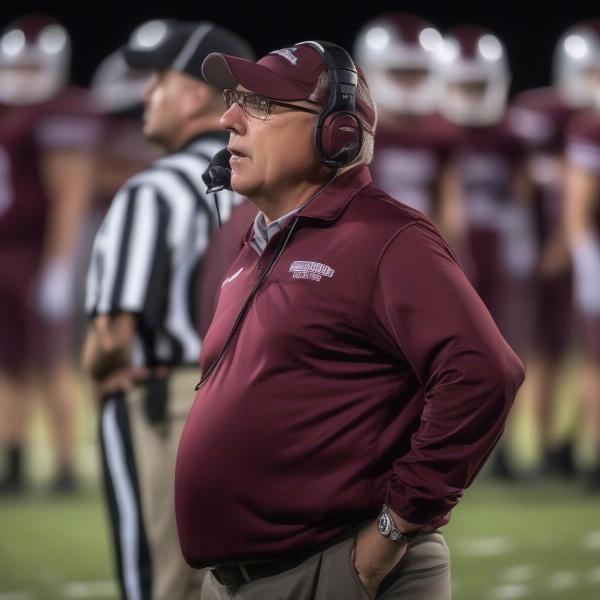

{"left": 296, "top": 40, "right": 363, "bottom": 168}
{"left": 318, "top": 112, "right": 362, "bottom": 164}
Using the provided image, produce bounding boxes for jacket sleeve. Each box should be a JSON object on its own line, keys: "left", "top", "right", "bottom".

{"left": 369, "top": 221, "right": 525, "bottom": 528}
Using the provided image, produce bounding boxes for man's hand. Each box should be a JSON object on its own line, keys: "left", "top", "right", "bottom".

{"left": 352, "top": 507, "right": 425, "bottom": 599}
{"left": 352, "top": 521, "right": 407, "bottom": 599}
{"left": 82, "top": 314, "right": 135, "bottom": 383}
{"left": 83, "top": 314, "right": 141, "bottom": 402}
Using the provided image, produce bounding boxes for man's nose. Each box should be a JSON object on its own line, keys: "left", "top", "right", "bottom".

{"left": 220, "top": 102, "right": 246, "bottom": 135}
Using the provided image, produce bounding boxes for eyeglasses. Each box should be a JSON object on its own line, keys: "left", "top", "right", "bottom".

{"left": 223, "top": 89, "right": 319, "bottom": 121}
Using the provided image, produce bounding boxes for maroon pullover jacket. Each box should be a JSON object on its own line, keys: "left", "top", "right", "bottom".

{"left": 175, "top": 166, "right": 525, "bottom": 567}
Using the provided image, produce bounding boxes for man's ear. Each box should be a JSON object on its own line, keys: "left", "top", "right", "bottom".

{"left": 186, "top": 82, "right": 220, "bottom": 119}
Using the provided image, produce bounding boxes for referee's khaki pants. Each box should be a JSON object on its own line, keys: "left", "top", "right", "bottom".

{"left": 129, "top": 369, "right": 205, "bottom": 600}
{"left": 200, "top": 531, "right": 450, "bottom": 599}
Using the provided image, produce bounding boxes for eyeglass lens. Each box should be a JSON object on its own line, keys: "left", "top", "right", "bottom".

{"left": 224, "top": 90, "right": 270, "bottom": 119}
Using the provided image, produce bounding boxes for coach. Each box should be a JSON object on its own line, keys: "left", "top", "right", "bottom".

{"left": 175, "top": 42, "right": 525, "bottom": 600}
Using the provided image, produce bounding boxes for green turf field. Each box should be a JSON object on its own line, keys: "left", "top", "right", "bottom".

{"left": 1, "top": 480, "right": 599, "bottom": 599}
{"left": 0, "top": 365, "right": 599, "bottom": 600}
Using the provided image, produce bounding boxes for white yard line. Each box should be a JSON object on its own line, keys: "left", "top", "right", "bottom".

{"left": 457, "top": 537, "right": 513, "bottom": 557}
{"left": 547, "top": 571, "right": 577, "bottom": 591}
{"left": 493, "top": 583, "right": 529, "bottom": 599}
{"left": 502, "top": 564, "right": 536, "bottom": 583}
{"left": 588, "top": 567, "right": 600, "bottom": 583}
{"left": 584, "top": 530, "right": 600, "bottom": 551}
{"left": 0, "top": 580, "right": 116, "bottom": 600}
{"left": 62, "top": 580, "right": 116, "bottom": 598}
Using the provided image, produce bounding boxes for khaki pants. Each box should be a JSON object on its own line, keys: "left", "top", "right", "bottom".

{"left": 130, "top": 369, "right": 206, "bottom": 600}
{"left": 100, "top": 369, "right": 205, "bottom": 600}
{"left": 200, "top": 531, "right": 450, "bottom": 599}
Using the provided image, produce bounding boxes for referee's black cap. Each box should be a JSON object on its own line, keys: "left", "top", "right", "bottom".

{"left": 123, "top": 20, "right": 254, "bottom": 83}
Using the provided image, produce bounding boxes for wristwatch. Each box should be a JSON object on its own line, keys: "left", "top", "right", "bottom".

{"left": 377, "top": 504, "right": 420, "bottom": 544}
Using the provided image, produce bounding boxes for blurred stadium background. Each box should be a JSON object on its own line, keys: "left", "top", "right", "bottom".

{"left": 2, "top": 1, "right": 600, "bottom": 599}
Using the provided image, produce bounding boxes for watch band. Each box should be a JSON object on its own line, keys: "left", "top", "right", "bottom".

{"left": 377, "top": 504, "right": 420, "bottom": 544}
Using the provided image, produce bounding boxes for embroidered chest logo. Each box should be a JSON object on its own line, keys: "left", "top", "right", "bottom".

{"left": 289, "top": 261, "right": 335, "bottom": 282}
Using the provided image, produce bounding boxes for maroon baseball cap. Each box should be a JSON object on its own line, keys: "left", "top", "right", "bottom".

{"left": 201, "top": 43, "right": 376, "bottom": 132}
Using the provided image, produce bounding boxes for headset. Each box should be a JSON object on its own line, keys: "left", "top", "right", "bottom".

{"left": 295, "top": 40, "right": 363, "bottom": 168}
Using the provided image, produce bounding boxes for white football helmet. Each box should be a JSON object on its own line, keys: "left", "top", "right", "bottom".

{"left": 91, "top": 49, "right": 151, "bottom": 114}
{"left": 0, "top": 14, "right": 70, "bottom": 106}
{"left": 554, "top": 20, "right": 600, "bottom": 109}
{"left": 354, "top": 13, "right": 443, "bottom": 115}
{"left": 435, "top": 26, "right": 510, "bottom": 126}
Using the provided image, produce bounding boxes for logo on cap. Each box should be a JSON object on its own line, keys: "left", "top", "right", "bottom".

{"left": 270, "top": 47, "right": 298, "bottom": 65}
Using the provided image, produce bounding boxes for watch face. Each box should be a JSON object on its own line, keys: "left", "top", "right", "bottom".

{"left": 377, "top": 510, "right": 393, "bottom": 536}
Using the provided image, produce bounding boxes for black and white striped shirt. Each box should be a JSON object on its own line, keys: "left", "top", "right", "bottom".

{"left": 85, "top": 131, "right": 241, "bottom": 367}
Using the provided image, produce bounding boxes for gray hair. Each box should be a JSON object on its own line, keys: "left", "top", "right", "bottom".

{"left": 310, "top": 71, "right": 378, "bottom": 167}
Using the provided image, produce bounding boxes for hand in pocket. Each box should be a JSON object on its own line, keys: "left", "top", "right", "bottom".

{"left": 352, "top": 522, "right": 407, "bottom": 599}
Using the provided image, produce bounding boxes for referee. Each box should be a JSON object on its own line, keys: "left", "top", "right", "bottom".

{"left": 82, "top": 20, "right": 253, "bottom": 600}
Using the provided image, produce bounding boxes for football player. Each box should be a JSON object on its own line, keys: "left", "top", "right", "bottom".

{"left": 435, "top": 26, "right": 535, "bottom": 350}
{"left": 354, "top": 13, "right": 457, "bottom": 224}
{"left": 0, "top": 14, "right": 99, "bottom": 494}
{"left": 507, "top": 21, "right": 600, "bottom": 478}
{"left": 435, "top": 26, "right": 535, "bottom": 479}
{"left": 564, "top": 26, "right": 600, "bottom": 488}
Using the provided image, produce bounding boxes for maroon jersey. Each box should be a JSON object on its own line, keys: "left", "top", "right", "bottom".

{"left": 449, "top": 119, "right": 533, "bottom": 347}
{"left": 509, "top": 88, "right": 576, "bottom": 358}
{"left": 0, "top": 86, "right": 100, "bottom": 249}
{"left": 451, "top": 118, "right": 525, "bottom": 230}
{"left": 566, "top": 111, "right": 600, "bottom": 360}
{"left": 371, "top": 113, "right": 458, "bottom": 218}
{"left": 566, "top": 109, "right": 600, "bottom": 234}
{"left": 509, "top": 87, "right": 577, "bottom": 242}
{"left": 510, "top": 87, "right": 574, "bottom": 154}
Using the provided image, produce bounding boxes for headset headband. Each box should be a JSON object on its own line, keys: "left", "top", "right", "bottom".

{"left": 295, "top": 40, "right": 358, "bottom": 113}
{"left": 295, "top": 40, "right": 362, "bottom": 167}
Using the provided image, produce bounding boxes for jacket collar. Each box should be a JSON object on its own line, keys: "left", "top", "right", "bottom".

{"left": 295, "top": 166, "right": 372, "bottom": 222}
{"left": 241, "top": 166, "right": 372, "bottom": 245}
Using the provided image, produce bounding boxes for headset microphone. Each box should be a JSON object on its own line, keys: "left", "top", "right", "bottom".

{"left": 202, "top": 147, "right": 233, "bottom": 227}
{"left": 202, "top": 147, "right": 233, "bottom": 193}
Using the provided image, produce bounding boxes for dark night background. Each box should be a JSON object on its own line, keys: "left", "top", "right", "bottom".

{"left": 1, "top": 1, "right": 599, "bottom": 96}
